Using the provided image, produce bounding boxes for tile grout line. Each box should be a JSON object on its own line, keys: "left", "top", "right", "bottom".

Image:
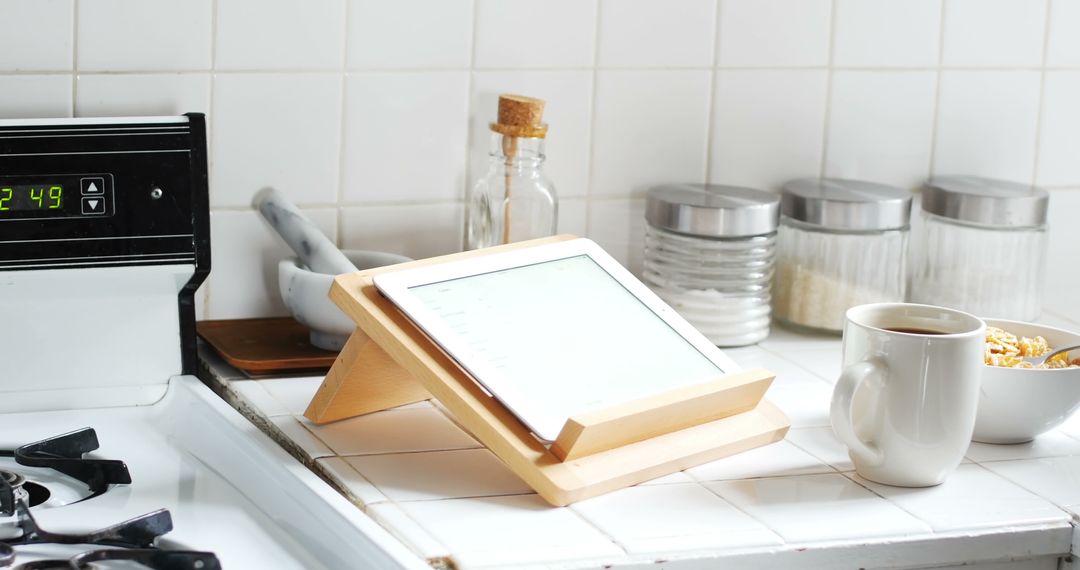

{"left": 843, "top": 462, "right": 1072, "bottom": 531}
{"left": 755, "top": 343, "right": 839, "bottom": 386}
{"left": 926, "top": 0, "right": 949, "bottom": 179}
{"left": 695, "top": 474, "right": 790, "bottom": 543}
{"left": 370, "top": 491, "right": 538, "bottom": 505}
{"left": 583, "top": 0, "right": 603, "bottom": 238}
{"left": 564, "top": 501, "right": 631, "bottom": 557}
{"left": 337, "top": 448, "right": 491, "bottom": 461}
{"left": 209, "top": 0, "right": 218, "bottom": 72}
{"left": 70, "top": 0, "right": 79, "bottom": 116}
{"left": 702, "top": 0, "right": 723, "bottom": 185}
{"left": 309, "top": 456, "right": 390, "bottom": 510}
{"left": 364, "top": 501, "right": 453, "bottom": 562}
{"left": 783, "top": 433, "right": 852, "bottom": 473}
{"left": 201, "top": 0, "right": 220, "bottom": 319}
{"left": 978, "top": 458, "right": 1080, "bottom": 516}
{"left": 816, "top": 0, "right": 839, "bottom": 179}
{"left": 1030, "top": 0, "right": 1054, "bottom": 187}
{"left": 8, "top": 64, "right": 1080, "bottom": 77}
{"left": 334, "top": 0, "right": 350, "bottom": 248}
{"left": 209, "top": 198, "right": 488, "bottom": 213}
{"left": 835, "top": 470, "right": 935, "bottom": 527}
{"left": 460, "top": 0, "right": 481, "bottom": 248}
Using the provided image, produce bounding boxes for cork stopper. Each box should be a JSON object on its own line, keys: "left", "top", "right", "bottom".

{"left": 490, "top": 94, "right": 548, "bottom": 138}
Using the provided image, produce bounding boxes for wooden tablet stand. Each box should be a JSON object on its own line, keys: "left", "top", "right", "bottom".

{"left": 304, "top": 236, "right": 790, "bottom": 506}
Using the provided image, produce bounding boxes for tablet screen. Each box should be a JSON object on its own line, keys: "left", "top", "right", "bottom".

{"left": 409, "top": 254, "right": 724, "bottom": 435}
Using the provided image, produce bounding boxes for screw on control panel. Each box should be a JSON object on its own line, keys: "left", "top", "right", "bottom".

{"left": 150, "top": 187, "right": 164, "bottom": 200}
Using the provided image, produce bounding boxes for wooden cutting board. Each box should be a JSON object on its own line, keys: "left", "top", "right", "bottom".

{"left": 197, "top": 318, "right": 339, "bottom": 374}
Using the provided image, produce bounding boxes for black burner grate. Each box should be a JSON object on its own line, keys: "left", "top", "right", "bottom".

{"left": 0, "top": 430, "right": 219, "bottom": 570}
{"left": 0, "top": 428, "right": 130, "bottom": 505}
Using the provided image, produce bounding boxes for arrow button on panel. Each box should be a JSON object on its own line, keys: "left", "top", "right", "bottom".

{"left": 81, "top": 197, "right": 105, "bottom": 215}
{"left": 81, "top": 177, "right": 105, "bottom": 195}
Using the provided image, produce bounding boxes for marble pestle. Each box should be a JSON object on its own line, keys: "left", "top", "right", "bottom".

{"left": 253, "top": 187, "right": 357, "bottom": 275}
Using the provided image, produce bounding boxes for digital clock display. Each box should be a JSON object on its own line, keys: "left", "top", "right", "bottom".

{"left": 0, "top": 184, "right": 64, "bottom": 211}
{"left": 0, "top": 174, "right": 112, "bottom": 220}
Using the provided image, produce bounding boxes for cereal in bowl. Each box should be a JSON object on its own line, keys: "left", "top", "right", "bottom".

{"left": 985, "top": 326, "right": 1080, "bottom": 369}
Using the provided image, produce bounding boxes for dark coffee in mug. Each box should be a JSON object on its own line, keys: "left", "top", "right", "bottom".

{"left": 884, "top": 327, "right": 947, "bottom": 335}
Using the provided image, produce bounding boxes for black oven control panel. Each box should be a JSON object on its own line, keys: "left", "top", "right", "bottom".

{"left": 0, "top": 114, "right": 210, "bottom": 374}
{"left": 0, "top": 114, "right": 209, "bottom": 273}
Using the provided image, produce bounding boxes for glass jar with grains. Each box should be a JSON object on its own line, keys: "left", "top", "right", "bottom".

{"left": 773, "top": 178, "right": 912, "bottom": 334}
{"left": 908, "top": 176, "right": 1049, "bottom": 321}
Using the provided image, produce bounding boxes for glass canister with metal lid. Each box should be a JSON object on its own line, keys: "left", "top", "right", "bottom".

{"left": 642, "top": 183, "right": 780, "bottom": 347}
{"left": 773, "top": 178, "right": 912, "bottom": 334}
{"left": 909, "top": 176, "right": 1049, "bottom": 321}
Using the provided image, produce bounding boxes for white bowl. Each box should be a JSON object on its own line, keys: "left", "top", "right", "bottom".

{"left": 279, "top": 250, "right": 412, "bottom": 350}
{"left": 972, "top": 318, "right": 1080, "bottom": 444}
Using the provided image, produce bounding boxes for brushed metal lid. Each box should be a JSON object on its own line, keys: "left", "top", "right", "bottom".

{"left": 645, "top": 183, "right": 780, "bottom": 238}
{"left": 780, "top": 178, "right": 911, "bottom": 231}
{"left": 922, "top": 175, "right": 1049, "bottom": 227}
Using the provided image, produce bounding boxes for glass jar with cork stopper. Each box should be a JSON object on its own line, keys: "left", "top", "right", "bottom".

{"left": 465, "top": 94, "right": 557, "bottom": 250}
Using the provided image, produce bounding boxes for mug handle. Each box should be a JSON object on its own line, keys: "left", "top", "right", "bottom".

{"left": 830, "top": 358, "right": 886, "bottom": 467}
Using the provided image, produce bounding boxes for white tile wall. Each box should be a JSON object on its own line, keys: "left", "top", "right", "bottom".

{"left": 347, "top": 0, "right": 473, "bottom": 69}
{"left": 210, "top": 73, "right": 343, "bottom": 208}
{"left": 591, "top": 70, "right": 711, "bottom": 197}
{"left": 1036, "top": 72, "right": 1080, "bottom": 186}
{"left": 0, "top": 0, "right": 1076, "bottom": 319}
{"left": 832, "top": 0, "right": 942, "bottom": 68}
{"left": 77, "top": 0, "right": 212, "bottom": 71}
{"left": 75, "top": 74, "right": 211, "bottom": 117}
{"left": 1044, "top": 189, "right": 1080, "bottom": 313}
{"left": 473, "top": 0, "right": 597, "bottom": 69}
{"left": 825, "top": 71, "right": 937, "bottom": 189}
{"left": 215, "top": 0, "right": 345, "bottom": 70}
{"left": 0, "top": 75, "right": 72, "bottom": 118}
{"left": 205, "top": 208, "right": 337, "bottom": 318}
{"left": 1048, "top": 0, "right": 1080, "bottom": 66}
{"left": 586, "top": 198, "right": 647, "bottom": 275}
{"left": 717, "top": 0, "right": 832, "bottom": 67}
{"left": 932, "top": 71, "right": 1042, "bottom": 181}
{"left": 941, "top": 0, "right": 1047, "bottom": 67}
{"left": 341, "top": 72, "right": 469, "bottom": 204}
{"left": 710, "top": 70, "right": 828, "bottom": 190}
{"left": 340, "top": 203, "right": 464, "bottom": 260}
{"left": 0, "top": 0, "right": 73, "bottom": 71}
{"left": 596, "top": 0, "right": 716, "bottom": 68}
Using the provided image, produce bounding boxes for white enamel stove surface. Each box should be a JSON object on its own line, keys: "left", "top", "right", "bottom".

{"left": 0, "top": 376, "right": 425, "bottom": 569}
{"left": 0, "top": 116, "right": 424, "bottom": 569}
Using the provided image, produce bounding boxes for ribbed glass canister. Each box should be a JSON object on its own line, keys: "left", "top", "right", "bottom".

{"left": 642, "top": 184, "right": 779, "bottom": 347}
{"left": 772, "top": 178, "right": 912, "bottom": 334}
{"left": 909, "top": 176, "right": 1049, "bottom": 321}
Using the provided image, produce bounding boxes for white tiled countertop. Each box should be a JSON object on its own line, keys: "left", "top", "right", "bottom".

{"left": 199, "top": 309, "right": 1080, "bottom": 570}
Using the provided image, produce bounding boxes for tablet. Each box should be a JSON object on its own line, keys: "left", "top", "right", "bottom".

{"left": 373, "top": 238, "right": 740, "bottom": 442}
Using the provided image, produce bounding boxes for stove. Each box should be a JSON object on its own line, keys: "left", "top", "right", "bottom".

{"left": 0, "top": 115, "right": 423, "bottom": 569}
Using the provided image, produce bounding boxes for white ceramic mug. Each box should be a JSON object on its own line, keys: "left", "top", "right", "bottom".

{"left": 830, "top": 303, "right": 985, "bottom": 487}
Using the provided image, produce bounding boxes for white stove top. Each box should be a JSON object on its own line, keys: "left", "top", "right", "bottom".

{"left": 0, "top": 116, "right": 428, "bottom": 569}
{"left": 0, "top": 376, "right": 424, "bottom": 569}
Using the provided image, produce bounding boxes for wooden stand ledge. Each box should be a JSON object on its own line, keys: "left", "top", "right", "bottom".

{"left": 304, "top": 236, "right": 790, "bottom": 506}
